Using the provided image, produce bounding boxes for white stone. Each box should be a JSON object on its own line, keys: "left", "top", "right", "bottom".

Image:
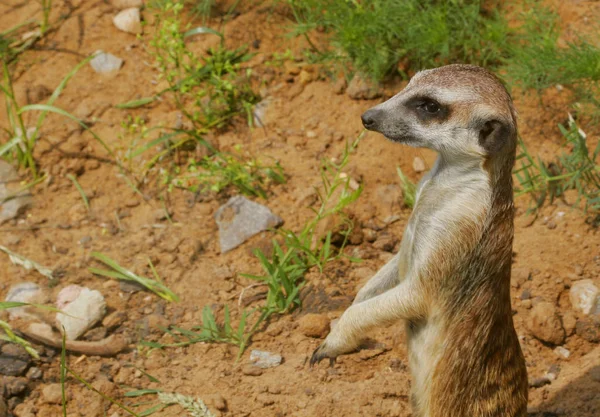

{"left": 90, "top": 51, "right": 123, "bottom": 74}
{"left": 553, "top": 346, "right": 571, "bottom": 359}
{"left": 570, "top": 279, "right": 600, "bottom": 315}
{"left": 113, "top": 8, "right": 142, "bottom": 35}
{"left": 55, "top": 286, "right": 106, "bottom": 340}
{"left": 412, "top": 157, "right": 426, "bottom": 173}
{"left": 249, "top": 350, "right": 282, "bottom": 369}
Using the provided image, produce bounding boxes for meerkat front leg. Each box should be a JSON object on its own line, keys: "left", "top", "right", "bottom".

{"left": 352, "top": 251, "right": 401, "bottom": 305}
{"left": 310, "top": 277, "right": 425, "bottom": 365}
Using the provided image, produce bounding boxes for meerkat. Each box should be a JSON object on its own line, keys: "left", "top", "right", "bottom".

{"left": 310, "top": 64, "right": 528, "bottom": 417}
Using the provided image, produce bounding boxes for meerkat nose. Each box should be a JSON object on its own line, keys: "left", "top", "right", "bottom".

{"left": 361, "top": 108, "right": 383, "bottom": 130}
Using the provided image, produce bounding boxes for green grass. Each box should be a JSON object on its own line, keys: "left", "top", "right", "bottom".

{"left": 89, "top": 252, "right": 180, "bottom": 302}
{"left": 515, "top": 116, "right": 600, "bottom": 213}
{"left": 397, "top": 167, "right": 417, "bottom": 209}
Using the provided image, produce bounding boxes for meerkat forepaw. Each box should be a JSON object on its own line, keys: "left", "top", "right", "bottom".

{"left": 309, "top": 343, "right": 337, "bottom": 367}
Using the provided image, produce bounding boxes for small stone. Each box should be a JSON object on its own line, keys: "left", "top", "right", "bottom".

{"left": 527, "top": 302, "right": 565, "bottom": 345}
{"left": 27, "top": 84, "right": 52, "bottom": 104}
{"left": 299, "top": 70, "right": 312, "bottom": 84}
{"left": 0, "top": 161, "right": 33, "bottom": 224}
{"left": 146, "top": 314, "right": 169, "bottom": 331}
{"left": 215, "top": 196, "right": 283, "bottom": 253}
{"left": 346, "top": 73, "right": 381, "bottom": 100}
{"left": 298, "top": 314, "right": 330, "bottom": 338}
{"left": 412, "top": 157, "right": 426, "bottom": 173}
{"left": 113, "top": 8, "right": 142, "bottom": 34}
{"left": 249, "top": 350, "right": 282, "bottom": 369}
{"left": 529, "top": 376, "right": 551, "bottom": 388}
{"left": 212, "top": 394, "right": 227, "bottom": 411}
{"left": 332, "top": 77, "right": 347, "bottom": 94}
{"left": 570, "top": 279, "right": 599, "bottom": 315}
{"left": 5, "top": 377, "right": 27, "bottom": 397}
{"left": 83, "top": 326, "right": 107, "bottom": 341}
{"left": 4, "top": 283, "right": 48, "bottom": 320}
{"left": 553, "top": 346, "right": 571, "bottom": 359}
{"left": 0, "top": 345, "right": 30, "bottom": 377}
{"left": 55, "top": 286, "right": 107, "bottom": 340}
{"left": 111, "top": 0, "right": 143, "bottom": 8}
{"left": 41, "top": 383, "right": 63, "bottom": 404}
{"left": 521, "top": 299, "right": 532, "bottom": 309}
{"left": 25, "top": 367, "right": 42, "bottom": 380}
{"left": 13, "top": 402, "right": 34, "bottom": 417}
{"left": 79, "top": 236, "right": 92, "bottom": 248}
{"left": 546, "top": 221, "right": 557, "bottom": 230}
{"left": 241, "top": 365, "right": 263, "bottom": 376}
{"left": 575, "top": 316, "right": 600, "bottom": 343}
{"left": 90, "top": 51, "right": 123, "bottom": 74}
{"left": 372, "top": 232, "right": 397, "bottom": 252}
{"left": 363, "top": 229, "right": 377, "bottom": 243}
{"left": 562, "top": 311, "right": 577, "bottom": 336}
{"left": 102, "top": 311, "right": 126, "bottom": 329}
{"left": 120, "top": 280, "right": 145, "bottom": 293}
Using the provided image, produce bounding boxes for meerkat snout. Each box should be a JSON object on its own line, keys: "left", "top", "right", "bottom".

{"left": 361, "top": 64, "right": 517, "bottom": 159}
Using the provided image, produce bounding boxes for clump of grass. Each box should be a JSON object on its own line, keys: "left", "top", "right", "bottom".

{"left": 148, "top": 0, "right": 259, "bottom": 131}
{"left": 89, "top": 252, "right": 180, "bottom": 302}
{"left": 166, "top": 146, "right": 285, "bottom": 198}
{"left": 515, "top": 115, "right": 600, "bottom": 213}
{"left": 287, "top": 0, "right": 509, "bottom": 81}
{"left": 397, "top": 167, "right": 417, "bottom": 209}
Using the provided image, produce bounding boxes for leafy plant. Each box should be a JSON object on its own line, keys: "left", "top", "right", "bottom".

{"left": 397, "top": 167, "right": 417, "bottom": 209}
{"left": 515, "top": 115, "right": 600, "bottom": 213}
{"left": 89, "top": 252, "right": 180, "bottom": 302}
{"left": 148, "top": 0, "right": 258, "bottom": 131}
{"left": 167, "top": 146, "right": 285, "bottom": 198}
{"left": 286, "top": 0, "right": 509, "bottom": 81}
{"left": 0, "top": 302, "right": 40, "bottom": 358}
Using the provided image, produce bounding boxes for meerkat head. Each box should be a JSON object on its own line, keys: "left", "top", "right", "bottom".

{"left": 361, "top": 64, "right": 517, "bottom": 160}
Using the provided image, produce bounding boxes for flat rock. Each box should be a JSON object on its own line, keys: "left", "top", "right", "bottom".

{"left": 215, "top": 196, "right": 283, "bottom": 253}
{"left": 249, "top": 350, "right": 282, "bottom": 369}
{"left": 113, "top": 8, "right": 142, "bottom": 34}
{"left": 0, "top": 345, "right": 30, "bottom": 377}
{"left": 4, "top": 282, "right": 48, "bottom": 320}
{"left": 0, "top": 161, "right": 33, "bottom": 224}
{"left": 55, "top": 286, "right": 107, "bottom": 340}
{"left": 527, "top": 302, "right": 565, "bottom": 345}
{"left": 576, "top": 315, "right": 600, "bottom": 343}
{"left": 90, "top": 51, "right": 123, "bottom": 74}
{"left": 570, "top": 279, "right": 599, "bottom": 315}
{"left": 298, "top": 314, "right": 330, "bottom": 338}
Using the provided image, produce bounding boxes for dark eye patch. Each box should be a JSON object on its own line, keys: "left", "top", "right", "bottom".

{"left": 405, "top": 96, "right": 450, "bottom": 123}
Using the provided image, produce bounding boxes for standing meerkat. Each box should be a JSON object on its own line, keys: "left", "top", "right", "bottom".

{"left": 310, "top": 64, "right": 528, "bottom": 417}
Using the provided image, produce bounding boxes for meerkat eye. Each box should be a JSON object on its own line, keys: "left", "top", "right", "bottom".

{"left": 420, "top": 101, "right": 440, "bottom": 114}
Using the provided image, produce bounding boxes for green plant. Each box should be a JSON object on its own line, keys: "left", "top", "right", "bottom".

{"left": 515, "top": 116, "right": 600, "bottom": 213}
{"left": 89, "top": 252, "right": 180, "bottom": 302}
{"left": 167, "top": 146, "right": 285, "bottom": 198}
{"left": 287, "top": 0, "right": 509, "bottom": 81}
{"left": 66, "top": 174, "right": 90, "bottom": 211}
{"left": 125, "top": 388, "right": 216, "bottom": 416}
{"left": 149, "top": 1, "right": 258, "bottom": 131}
{"left": 0, "top": 302, "right": 40, "bottom": 358}
{"left": 397, "top": 167, "right": 417, "bottom": 209}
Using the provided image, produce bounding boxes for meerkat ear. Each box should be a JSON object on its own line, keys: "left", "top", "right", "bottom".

{"left": 478, "top": 120, "right": 511, "bottom": 155}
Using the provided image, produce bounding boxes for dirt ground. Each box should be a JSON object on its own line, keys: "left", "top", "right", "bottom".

{"left": 0, "top": 1, "right": 599, "bottom": 416}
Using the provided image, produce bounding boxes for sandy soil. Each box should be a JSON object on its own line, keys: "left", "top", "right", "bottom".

{"left": 0, "top": 1, "right": 599, "bottom": 417}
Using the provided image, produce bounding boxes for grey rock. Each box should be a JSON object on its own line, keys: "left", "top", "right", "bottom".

{"left": 0, "top": 356, "right": 29, "bottom": 377}
{"left": 4, "top": 282, "right": 48, "bottom": 320}
{"left": 4, "top": 377, "right": 27, "bottom": 397}
{"left": 41, "top": 383, "right": 63, "bottom": 404}
{"left": 119, "top": 280, "right": 145, "bottom": 293}
{"left": 90, "top": 51, "right": 123, "bottom": 74}
{"left": 25, "top": 367, "right": 42, "bottom": 380}
{"left": 215, "top": 196, "right": 283, "bottom": 253}
{"left": 0, "top": 161, "right": 33, "bottom": 224}
{"left": 576, "top": 315, "right": 600, "bottom": 343}
{"left": 55, "top": 286, "right": 107, "bottom": 340}
{"left": 249, "top": 350, "right": 282, "bottom": 369}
